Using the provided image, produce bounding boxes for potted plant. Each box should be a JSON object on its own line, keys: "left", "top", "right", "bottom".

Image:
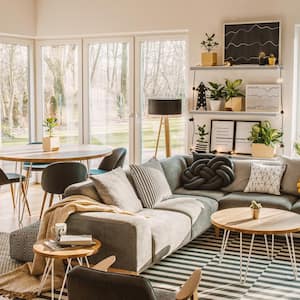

{"left": 224, "top": 79, "right": 244, "bottom": 111}
{"left": 248, "top": 121, "right": 283, "bottom": 158}
{"left": 200, "top": 33, "right": 219, "bottom": 66}
{"left": 195, "top": 124, "right": 209, "bottom": 153}
{"left": 42, "top": 117, "right": 60, "bottom": 152}
{"left": 207, "top": 81, "right": 225, "bottom": 111}
{"left": 250, "top": 200, "right": 262, "bottom": 219}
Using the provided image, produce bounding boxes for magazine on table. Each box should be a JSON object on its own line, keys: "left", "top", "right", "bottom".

{"left": 44, "top": 235, "right": 95, "bottom": 250}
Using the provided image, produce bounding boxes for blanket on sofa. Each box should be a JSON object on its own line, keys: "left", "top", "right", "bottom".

{"left": 0, "top": 195, "right": 134, "bottom": 299}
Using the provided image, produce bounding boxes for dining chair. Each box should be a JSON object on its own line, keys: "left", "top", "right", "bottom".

{"left": 67, "top": 266, "right": 201, "bottom": 300}
{"left": 0, "top": 168, "right": 31, "bottom": 215}
{"left": 40, "top": 162, "right": 88, "bottom": 219}
{"left": 89, "top": 147, "right": 127, "bottom": 176}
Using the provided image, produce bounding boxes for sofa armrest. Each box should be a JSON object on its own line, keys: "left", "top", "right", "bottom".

{"left": 67, "top": 212, "right": 152, "bottom": 273}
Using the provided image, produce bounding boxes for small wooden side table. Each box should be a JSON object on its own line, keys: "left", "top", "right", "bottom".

{"left": 33, "top": 239, "right": 101, "bottom": 300}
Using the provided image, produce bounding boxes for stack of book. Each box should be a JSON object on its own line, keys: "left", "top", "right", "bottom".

{"left": 44, "top": 235, "right": 95, "bottom": 251}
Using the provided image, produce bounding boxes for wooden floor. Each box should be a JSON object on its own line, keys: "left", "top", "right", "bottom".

{"left": 0, "top": 183, "right": 52, "bottom": 233}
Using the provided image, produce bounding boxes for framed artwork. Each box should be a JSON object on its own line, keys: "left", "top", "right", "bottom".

{"left": 245, "top": 84, "right": 281, "bottom": 112}
{"left": 234, "top": 121, "right": 260, "bottom": 155}
{"left": 210, "top": 120, "right": 235, "bottom": 153}
{"left": 223, "top": 21, "right": 281, "bottom": 65}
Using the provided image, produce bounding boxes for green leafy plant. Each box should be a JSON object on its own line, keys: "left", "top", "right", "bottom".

{"left": 250, "top": 200, "right": 262, "bottom": 209}
{"left": 295, "top": 142, "right": 300, "bottom": 155}
{"left": 197, "top": 124, "right": 209, "bottom": 142}
{"left": 43, "top": 117, "right": 58, "bottom": 137}
{"left": 248, "top": 121, "right": 283, "bottom": 147}
{"left": 224, "top": 79, "right": 244, "bottom": 100}
{"left": 207, "top": 82, "right": 225, "bottom": 100}
{"left": 200, "top": 33, "right": 219, "bottom": 52}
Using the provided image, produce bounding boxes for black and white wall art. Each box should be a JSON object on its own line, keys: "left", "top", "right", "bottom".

{"left": 224, "top": 21, "right": 280, "bottom": 65}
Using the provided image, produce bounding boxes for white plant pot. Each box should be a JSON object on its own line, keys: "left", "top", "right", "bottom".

{"left": 195, "top": 141, "right": 208, "bottom": 153}
{"left": 251, "top": 143, "right": 276, "bottom": 158}
{"left": 209, "top": 100, "right": 223, "bottom": 111}
{"left": 43, "top": 136, "right": 60, "bottom": 152}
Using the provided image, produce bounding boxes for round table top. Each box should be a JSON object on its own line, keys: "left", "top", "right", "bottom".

{"left": 0, "top": 144, "right": 112, "bottom": 162}
{"left": 211, "top": 207, "right": 300, "bottom": 234}
{"left": 33, "top": 239, "right": 101, "bottom": 259}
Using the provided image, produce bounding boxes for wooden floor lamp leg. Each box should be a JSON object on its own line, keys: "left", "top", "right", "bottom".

{"left": 154, "top": 117, "right": 163, "bottom": 158}
{"left": 164, "top": 116, "right": 171, "bottom": 157}
{"left": 9, "top": 184, "right": 16, "bottom": 209}
{"left": 40, "top": 191, "right": 48, "bottom": 220}
{"left": 48, "top": 194, "right": 54, "bottom": 208}
{"left": 21, "top": 182, "right": 31, "bottom": 216}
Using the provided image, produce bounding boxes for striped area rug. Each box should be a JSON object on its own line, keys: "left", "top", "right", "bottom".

{"left": 0, "top": 229, "right": 299, "bottom": 299}
{"left": 143, "top": 228, "right": 300, "bottom": 300}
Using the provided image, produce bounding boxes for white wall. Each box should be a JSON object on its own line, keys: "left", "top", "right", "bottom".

{"left": 0, "top": 0, "right": 36, "bottom": 36}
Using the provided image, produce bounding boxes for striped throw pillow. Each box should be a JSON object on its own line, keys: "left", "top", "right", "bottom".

{"left": 130, "top": 159, "right": 172, "bottom": 208}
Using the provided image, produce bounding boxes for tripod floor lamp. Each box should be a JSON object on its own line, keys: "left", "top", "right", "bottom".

{"left": 148, "top": 98, "right": 182, "bottom": 158}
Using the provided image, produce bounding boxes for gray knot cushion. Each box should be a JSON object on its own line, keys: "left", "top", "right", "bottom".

{"left": 182, "top": 156, "right": 235, "bottom": 190}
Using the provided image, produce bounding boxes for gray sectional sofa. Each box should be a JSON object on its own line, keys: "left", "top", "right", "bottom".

{"left": 62, "top": 154, "right": 300, "bottom": 273}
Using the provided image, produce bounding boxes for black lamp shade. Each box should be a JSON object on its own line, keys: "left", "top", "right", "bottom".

{"left": 148, "top": 98, "right": 182, "bottom": 115}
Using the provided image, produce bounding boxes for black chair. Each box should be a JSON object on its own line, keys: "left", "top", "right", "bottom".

{"left": 67, "top": 266, "right": 201, "bottom": 300}
{"left": 0, "top": 168, "right": 31, "bottom": 215}
{"left": 40, "top": 162, "right": 88, "bottom": 219}
{"left": 89, "top": 147, "right": 127, "bottom": 176}
{"left": 23, "top": 142, "right": 49, "bottom": 173}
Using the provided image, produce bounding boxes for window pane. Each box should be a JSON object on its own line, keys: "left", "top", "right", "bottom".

{"left": 140, "top": 39, "right": 186, "bottom": 161}
{"left": 89, "top": 42, "right": 130, "bottom": 158}
{"left": 41, "top": 44, "right": 80, "bottom": 144}
{"left": 0, "top": 43, "right": 30, "bottom": 146}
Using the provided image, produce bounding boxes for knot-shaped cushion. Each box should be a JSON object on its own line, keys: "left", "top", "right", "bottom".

{"left": 182, "top": 156, "right": 235, "bottom": 190}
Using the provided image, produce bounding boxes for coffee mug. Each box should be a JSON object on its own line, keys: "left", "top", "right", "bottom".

{"left": 55, "top": 223, "right": 67, "bottom": 241}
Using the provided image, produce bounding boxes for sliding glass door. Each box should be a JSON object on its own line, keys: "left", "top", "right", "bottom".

{"left": 136, "top": 36, "right": 187, "bottom": 162}
{"left": 84, "top": 38, "right": 133, "bottom": 163}
{"left": 37, "top": 41, "right": 82, "bottom": 144}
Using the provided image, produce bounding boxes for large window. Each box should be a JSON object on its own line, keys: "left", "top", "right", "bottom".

{"left": 86, "top": 39, "right": 131, "bottom": 162}
{"left": 138, "top": 38, "right": 187, "bottom": 162}
{"left": 38, "top": 42, "right": 81, "bottom": 144}
{"left": 0, "top": 40, "right": 32, "bottom": 146}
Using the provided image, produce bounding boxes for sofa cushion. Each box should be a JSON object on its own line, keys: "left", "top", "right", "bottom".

{"left": 281, "top": 156, "right": 300, "bottom": 196}
{"left": 130, "top": 159, "right": 172, "bottom": 208}
{"left": 91, "top": 168, "right": 143, "bottom": 213}
{"left": 138, "top": 209, "right": 191, "bottom": 262}
{"left": 160, "top": 155, "right": 188, "bottom": 192}
{"left": 219, "top": 192, "right": 297, "bottom": 211}
{"left": 174, "top": 187, "right": 225, "bottom": 201}
{"left": 291, "top": 199, "right": 300, "bottom": 214}
{"left": 156, "top": 196, "right": 218, "bottom": 239}
{"left": 244, "top": 162, "right": 285, "bottom": 195}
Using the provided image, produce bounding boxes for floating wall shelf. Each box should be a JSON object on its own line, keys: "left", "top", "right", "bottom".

{"left": 190, "top": 65, "right": 283, "bottom": 71}
{"left": 190, "top": 110, "right": 280, "bottom": 117}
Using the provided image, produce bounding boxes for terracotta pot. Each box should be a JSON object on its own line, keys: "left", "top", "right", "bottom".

{"left": 43, "top": 136, "right": 60, "bottom": 152}
{"left": 251, "top": 143, "right": 276, "bottom": 158}
{"left": 201, "top": 52, "right": 217, "bottom": 66}
{"left": 251, "top": 208, "right": 260, "bottom": 219}
{"left": 224, "top": 97, "right": 244, "bottom": 111}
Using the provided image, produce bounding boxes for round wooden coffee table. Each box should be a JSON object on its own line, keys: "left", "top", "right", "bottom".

{"left": 34, "top": 239, "right": 101, "bottom": 300}
{"left": 211, "top": 207, "right": 300, "bottom": 283}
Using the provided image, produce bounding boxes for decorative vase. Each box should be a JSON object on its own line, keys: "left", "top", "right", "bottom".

{"left": 43, "top": 136, "right": 60, "bottom": 152}
{"left": 224, "top": 97, "right": 244, "bottom": 111}
{"left": 251, "top": 143, "right": 276, "bottom": 158}
{"left": 268, "top": 56, "right": 277, "bottom": 66}
{"left": 251, "top": 208, "right": 260, "bottom": 219}
{"left": 201, "top": 52, "right": 217, "bottom": 66}
{"left": 209, "top": 99, "right": 223, "bottom": 111}
{"left": 194, "top": 141, "right": 208, "bottom": 153}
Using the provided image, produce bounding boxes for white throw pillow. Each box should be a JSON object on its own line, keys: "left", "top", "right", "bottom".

{"left": 91, "top": 167, "right": 143, "bottom": 213}
{"left": 244, "top": 162, "right": 285, "bottom": 195}
{"left": 130, "top": 158, "right": 172, "bottom": 208}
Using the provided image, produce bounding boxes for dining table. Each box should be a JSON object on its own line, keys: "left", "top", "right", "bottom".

{"left": 0, "top": 144, "right": 113, "bottom": 225}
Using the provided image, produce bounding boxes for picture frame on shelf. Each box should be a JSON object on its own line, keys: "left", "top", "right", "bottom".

{"left": 223, "top": 20, "right": 281, "bottom": 65}
{"left": 234, "top": 120, "right": 260, "bottom": 155}
{"left": 245, "top": 84, "right": 281, "bottom": 112}
{"left": 210, "top": 120, "right": 235, "bottom": 153}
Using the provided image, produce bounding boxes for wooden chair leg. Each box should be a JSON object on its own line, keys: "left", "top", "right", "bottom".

{"left": 9, "top": 184, "right": 16, "bottom": 209}
{"left": 24, "top": 168, "right": 31, "bottom": 193}
{"left": 21, "top": 182, "right": 31, "bottom": 216}
{"left": 48, "top": 194, "right": 54, "bottom": 208}
{"left": 40, "top": 191, "right": 48, "bottom": 220}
